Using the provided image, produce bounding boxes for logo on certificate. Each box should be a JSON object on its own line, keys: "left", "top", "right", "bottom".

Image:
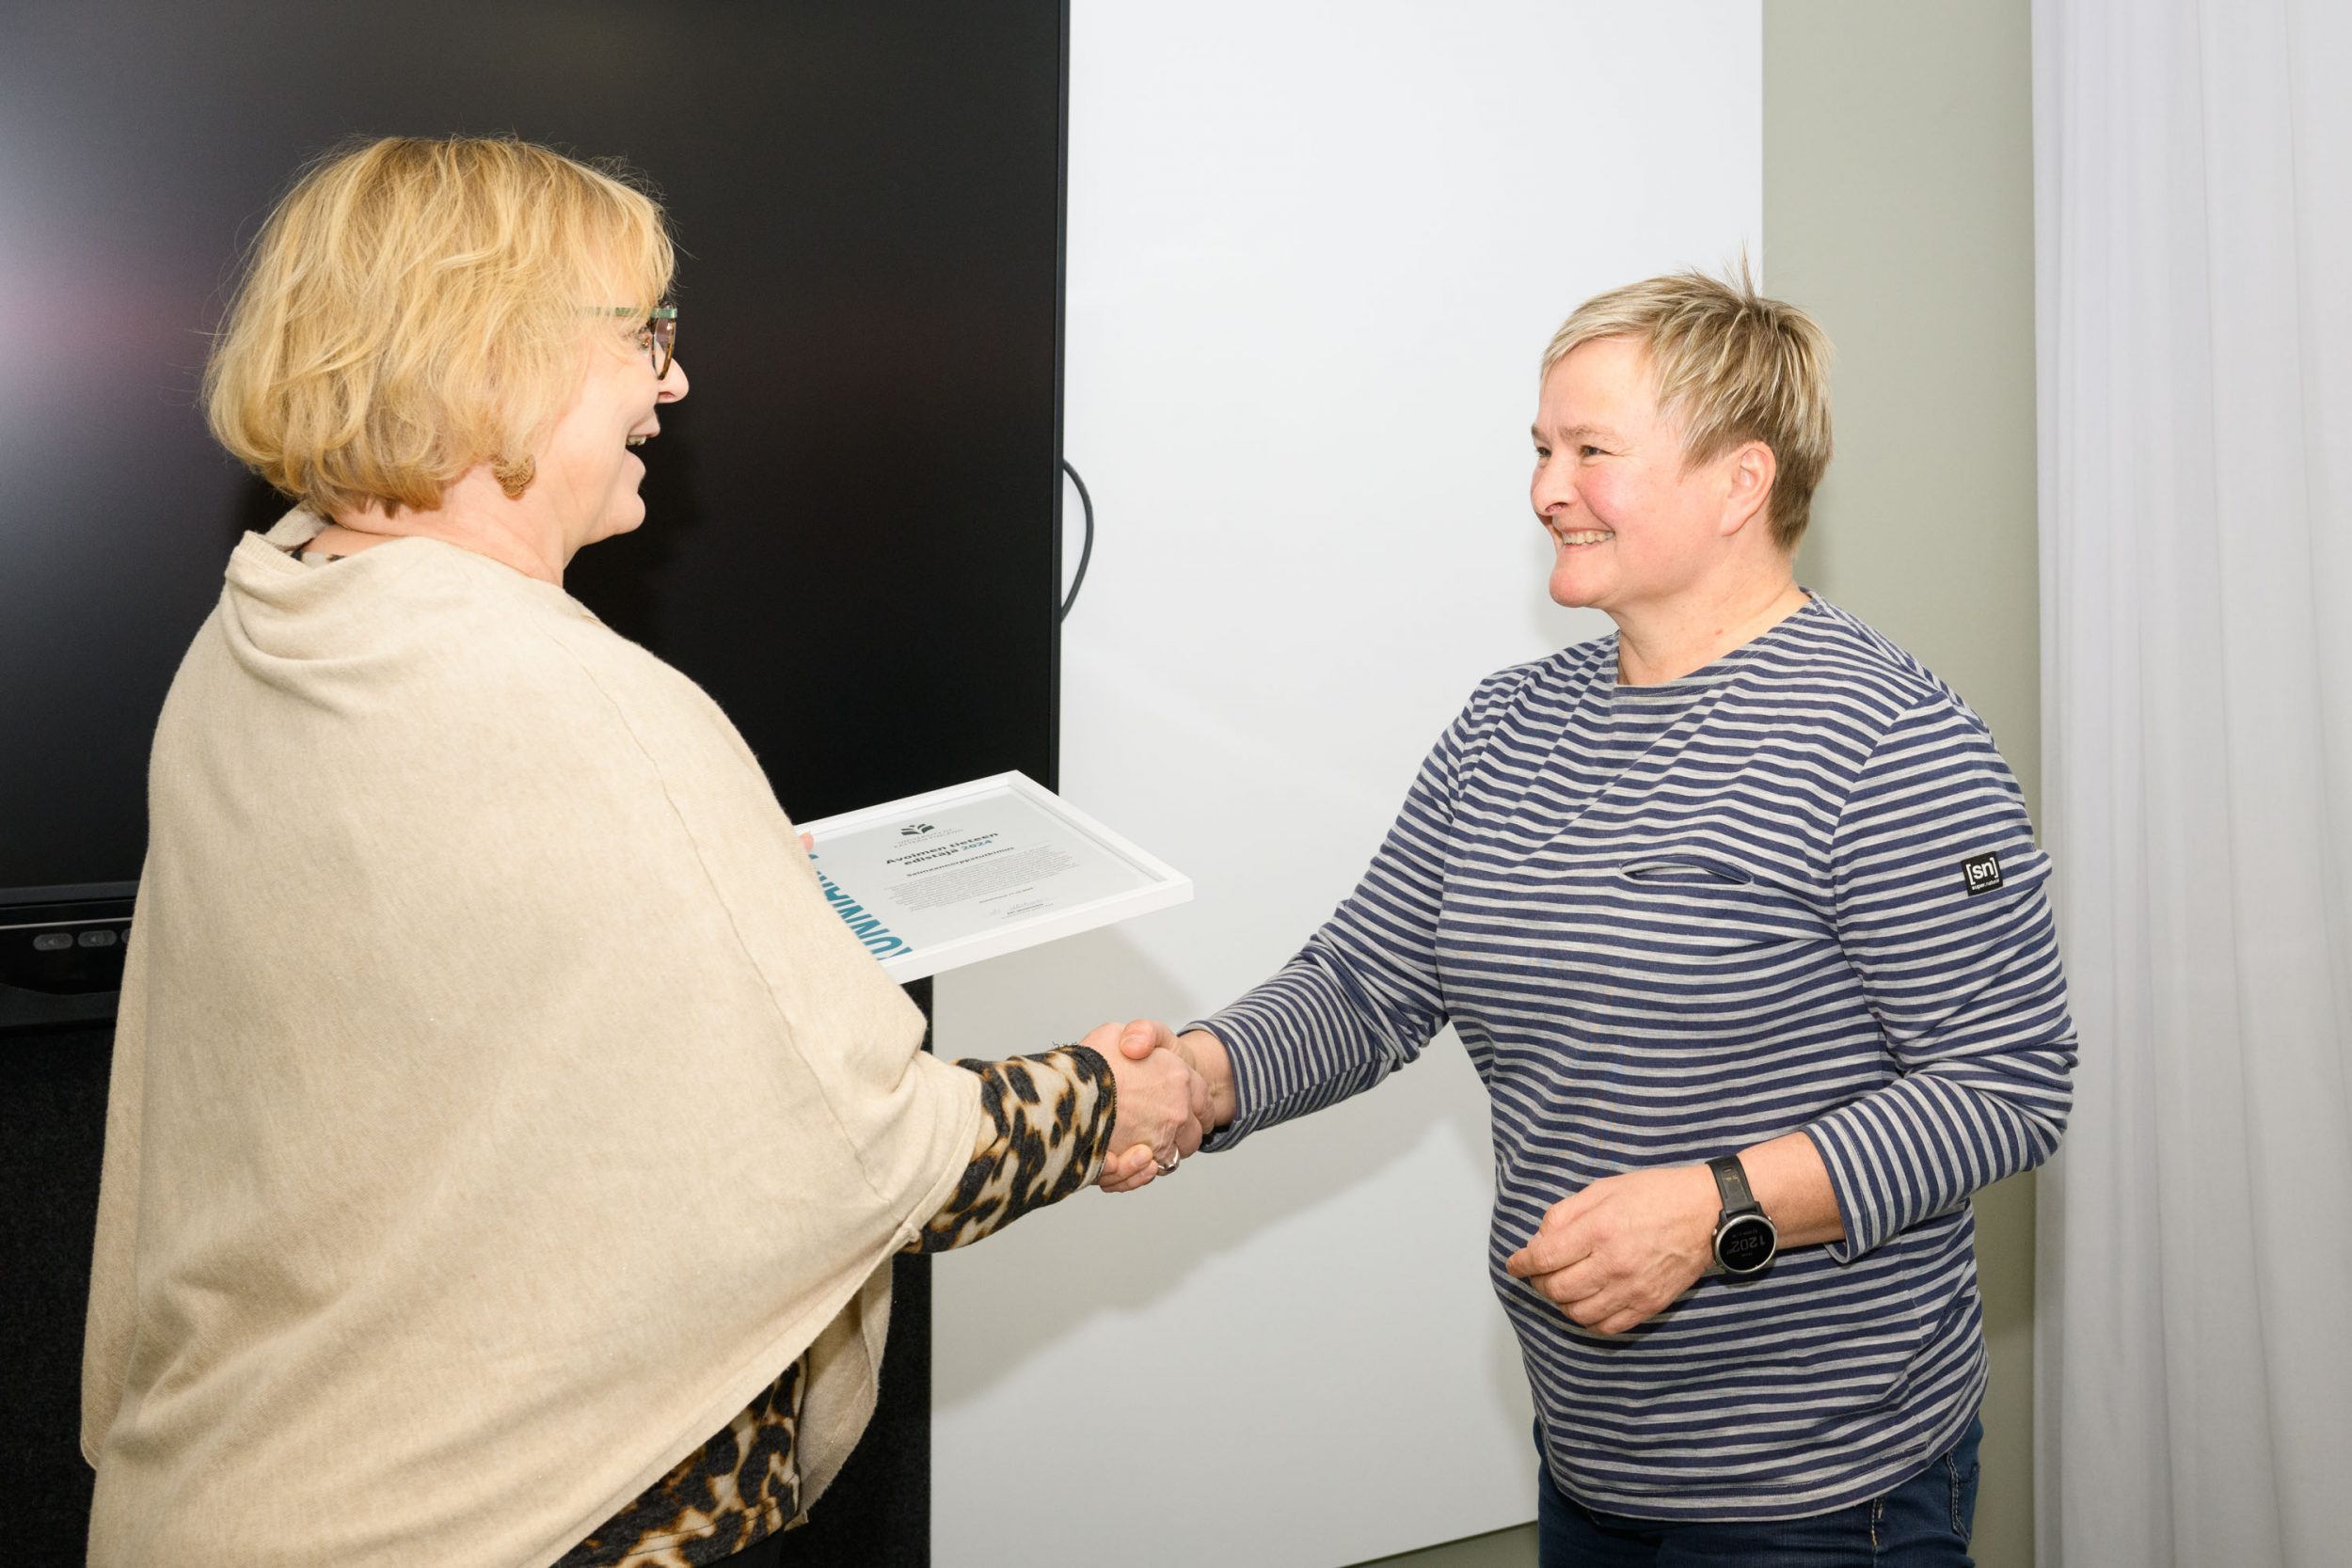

{"left": 899, "top": 821, "right": 937, "bottom": 837}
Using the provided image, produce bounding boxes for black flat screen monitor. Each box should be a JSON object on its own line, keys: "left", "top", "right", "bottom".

{"left": 0, "top": 1, "right": 1067, "bottom": 959}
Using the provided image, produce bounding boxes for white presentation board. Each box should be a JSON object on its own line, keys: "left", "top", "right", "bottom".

{"left": 933, "top": 5, "right": 1762, "bottom": 1565}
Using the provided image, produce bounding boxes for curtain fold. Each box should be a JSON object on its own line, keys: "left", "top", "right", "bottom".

{"left": 2034, "top": 1, "right": 2352, "bottom": 1564}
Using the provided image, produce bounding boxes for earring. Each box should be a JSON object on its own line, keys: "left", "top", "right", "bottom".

{"left": 491, "top": 454, "right": 536, "bottom": 499}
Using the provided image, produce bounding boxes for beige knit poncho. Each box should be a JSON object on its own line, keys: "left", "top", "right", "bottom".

{"left": 81, "top": 513, "right": 983, "bottom": 1566}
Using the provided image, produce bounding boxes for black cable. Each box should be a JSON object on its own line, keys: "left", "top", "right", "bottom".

{"left": 1058, "top": 458, "right": 1095, "bottom": 621}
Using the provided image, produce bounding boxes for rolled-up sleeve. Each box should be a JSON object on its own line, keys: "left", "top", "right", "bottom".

{"left": 1804, "top": 698, "right": 2077, "bottom": 1262}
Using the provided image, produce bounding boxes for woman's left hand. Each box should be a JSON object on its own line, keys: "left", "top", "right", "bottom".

{"left": 1504, "top": 1164, "right": 1721, "bottom": 1336}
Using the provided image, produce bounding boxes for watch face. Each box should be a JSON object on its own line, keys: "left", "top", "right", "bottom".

{"left": 1716, "top": 1214, "right": 1776, "bottom": 1275}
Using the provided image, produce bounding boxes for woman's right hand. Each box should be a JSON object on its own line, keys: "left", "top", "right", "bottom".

{"left": 1117, "top": 1019, "right": 1238, "bottom": 1131}
{"left": 1081, "top": 1019, "right": 1207, "bottom": 1191}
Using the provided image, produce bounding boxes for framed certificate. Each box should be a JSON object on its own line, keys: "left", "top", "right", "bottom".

{"left": 796, "top": 771, "right": 1192, "bottom": 983}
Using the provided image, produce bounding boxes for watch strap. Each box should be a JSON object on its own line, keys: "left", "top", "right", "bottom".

{"left": 1708, "top": 1154, "right": 1761, "bottom": 1218}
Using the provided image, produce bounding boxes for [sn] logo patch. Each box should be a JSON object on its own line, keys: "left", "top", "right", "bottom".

{"left": 1961, "top": 851, "right": 2004, "bottom": 896}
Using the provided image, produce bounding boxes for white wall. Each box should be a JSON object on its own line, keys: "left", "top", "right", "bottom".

{"left": 932, "top": 6, "right": 1760, "bottom": 1564}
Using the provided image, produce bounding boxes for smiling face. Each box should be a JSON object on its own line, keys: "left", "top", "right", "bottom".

{"left": 532, "top": 313, "right": 689, "bottom": 556}
{"left": 1530, "top": 335, "right": 1772, "bottom": 617}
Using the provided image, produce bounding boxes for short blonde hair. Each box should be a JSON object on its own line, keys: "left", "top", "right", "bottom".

{"left": 205, "top": 136, "right": 675, "bottom": 516}
{"left": 1541, "top": 264, "right": 1832, "bottom": 550}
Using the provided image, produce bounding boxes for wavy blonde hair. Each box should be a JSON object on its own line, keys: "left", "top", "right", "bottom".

{"left": 1541, "top": 263, "right": 1833, "bottom": 551}
{"left": 204, "top": 135, "right": 675, "bottom": 516}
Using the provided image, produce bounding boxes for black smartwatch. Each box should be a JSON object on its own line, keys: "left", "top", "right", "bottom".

{"left": 1708, "top": 1155, "right": 1778, "bottom": 1276}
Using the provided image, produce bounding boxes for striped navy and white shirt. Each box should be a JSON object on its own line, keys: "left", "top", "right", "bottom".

{"left": 1200, "top": 598, "right": 2075, "bottom": 1520}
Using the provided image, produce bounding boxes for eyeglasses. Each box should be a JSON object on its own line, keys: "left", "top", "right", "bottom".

{"left": 595, "top": 306, "right": 680, "bottom": 379}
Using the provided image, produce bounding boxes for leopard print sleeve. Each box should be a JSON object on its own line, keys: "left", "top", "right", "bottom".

{"left": 907, "top": 1046, "right": 1118, "bottom": 1253}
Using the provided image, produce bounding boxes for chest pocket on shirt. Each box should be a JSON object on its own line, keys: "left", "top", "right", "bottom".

{"left": 1592, "top": 849, "right": 1827, "bottom": 990}
{"left": 1616, "top": 853, "right": 1754, "bottom": 887}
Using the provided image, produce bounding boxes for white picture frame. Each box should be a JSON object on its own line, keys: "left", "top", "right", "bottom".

{"left": 795, "top": 770, "right": 1193, "bottom": 983}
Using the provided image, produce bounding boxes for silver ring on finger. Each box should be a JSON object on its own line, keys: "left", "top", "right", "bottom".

{"left": 1155, "top": 1153, "right": 1180, "bottom": 1176}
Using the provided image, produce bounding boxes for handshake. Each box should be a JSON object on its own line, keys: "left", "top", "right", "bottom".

{"left": 1085, "top": 1019, "right": 1238, "bottom": 1193}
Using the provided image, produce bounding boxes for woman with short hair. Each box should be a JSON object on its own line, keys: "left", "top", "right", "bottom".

{"left": 81, "top": 135, "right": 1203, "bottom": 1568}
{"left": 1120, "top": 267, "right": 2074, "bottom": 1566}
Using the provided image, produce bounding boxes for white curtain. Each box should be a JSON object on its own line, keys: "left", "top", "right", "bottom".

{"left": 2033, "top": 1, "right": 2352, "bottom": 1564}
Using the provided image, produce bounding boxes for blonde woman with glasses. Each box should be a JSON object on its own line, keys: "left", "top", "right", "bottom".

{"left": 79, "top": 135, "right": 1205, "bottom": 1568}
{"left": 1115, "top": 269, "right": 2076, "bottom": 1567}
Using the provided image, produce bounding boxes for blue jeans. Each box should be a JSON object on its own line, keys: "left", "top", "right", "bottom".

{"left": 1536, "top": 1418, "right": 1982, "bottom": 1567}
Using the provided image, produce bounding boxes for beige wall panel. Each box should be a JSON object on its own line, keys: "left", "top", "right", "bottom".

{"left": 1764, "top": 3, "right": 2042, "bottom": 1566}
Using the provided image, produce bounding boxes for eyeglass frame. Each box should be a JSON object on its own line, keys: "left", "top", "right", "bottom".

{"left": 593, "top": 306, "right": 679, "bottom": 379}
